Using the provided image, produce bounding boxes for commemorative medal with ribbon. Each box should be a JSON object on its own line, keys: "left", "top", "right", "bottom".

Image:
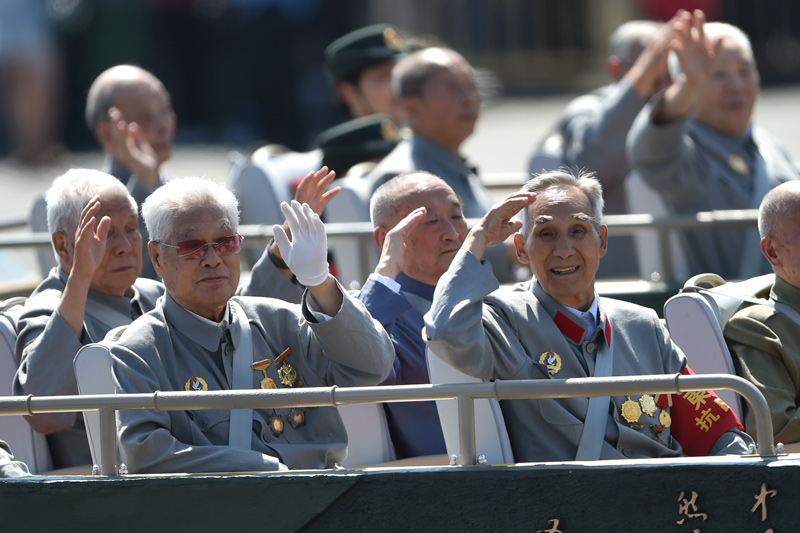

{"left": 275, "top": 347, "right": 298, "bottom": 387}
{"left": 539, "top": 351, "right": 562, "bottom": 376}
{"left": 252, "top": 358, "right": 277, "bottom": 389}
{"left": 185, "top": 376, "right": 208, "bottom": 391}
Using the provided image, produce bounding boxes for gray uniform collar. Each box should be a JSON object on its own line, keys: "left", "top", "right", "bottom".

{"left": 56, "top": 266, "right": 141, "bottom": 319}
{"left": 162, "top": 292, "right": 240, "bottom": 352}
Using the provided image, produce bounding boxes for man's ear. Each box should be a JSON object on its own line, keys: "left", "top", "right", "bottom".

{"left": 513, "top": 232, "right": 529, "bottom": 265}
{"left": 761, "top": 237, "right": 781, "bottom": 269}
{"left": 374, "top": 227, "right": 388, "bottom": 251}
{"left": 148, "top": 242, "right": 165, "bottom": 278}
{"left": 52, "top": 232, "right": 73, "bottom": 271}
{"left": 400, "top": 97, "right": 421, "bottom": 123}
{"left": 598, "top": 225, "right": 609, "bottom": 258}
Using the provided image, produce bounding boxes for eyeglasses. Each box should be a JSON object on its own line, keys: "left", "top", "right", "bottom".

{"left": 155, "top": 234, "right": 244, "bottom": 260}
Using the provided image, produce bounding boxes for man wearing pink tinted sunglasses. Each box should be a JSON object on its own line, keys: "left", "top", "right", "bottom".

{"left": 13, "top": 169, "right": 338, "bottom": 470}
{"left": 110, "top": 177, "right": 393, "bottom": 473}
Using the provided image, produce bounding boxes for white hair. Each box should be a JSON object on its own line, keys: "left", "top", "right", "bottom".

{"left": 518, "top": 168, "right": 605, "bottom": 238}
{"left": 141, "top": 177, "right": 239, "bottom": 244}
{"left": 45, "top": 169, "right": 135, "bottom": 262}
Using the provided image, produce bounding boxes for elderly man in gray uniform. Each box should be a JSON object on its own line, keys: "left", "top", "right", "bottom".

{"left": 528, "top": 19, "right": 672, "bottom": 278}
{"left": 425, "top": 169, "right": 752, "bottom": 462}
{"left": 85, "top": 64, "right": 177, "bottom": 279}
{"left": 13, "top": 169, "right": 324, "bottom": 469}
{"left": 366, "top": 47, "right": 517, "bottom": 282}
{"left": 628, "top": 10, "right": 799, "bottom": 280}
{"left": 110, "top": 178, "right": 393, "bottom": 473}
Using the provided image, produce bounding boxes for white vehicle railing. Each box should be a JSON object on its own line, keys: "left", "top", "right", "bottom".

{"left": 0, "top": 373, "right": 775, "bottom": 475}
{"left": 0, "top": 209, "right": 758, "bottom": 287}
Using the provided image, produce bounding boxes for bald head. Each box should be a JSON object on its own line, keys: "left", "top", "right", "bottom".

{"left": 370, "top": 171, "right": 468, "bottom": 285}
{"left": 391, "top": 47, "right": 480, "bottom": 152}
{"left": 371, "top": 171, "right": 456, "bottom": 228}
{"left": 759, "top": 181, "right": 800, "bottom": 240}
{"left": 85, "top": 64, "right": 176, "bottom": 167}
{"left": 85, "top": 65, "right": 168, "bottom": 131}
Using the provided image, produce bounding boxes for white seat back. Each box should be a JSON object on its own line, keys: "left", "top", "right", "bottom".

{"left": 624, "top": 171, "right": 690, "bottom": 282}
{"left": 663, "top": 292, "right": 743, "bottom": 418}
{"left": 426, "top": 347, "right": 514, "bottom": 465}
{"left": 338, "top": 404, "right": 396, "bottom": 467}
{"left": 74, "top": 343, "right": 118, "bottom": 469}
{"left": 28, "top": 193, "right": 56, "bottom": 279}
{"left": 663, "top": 273, "right": 775, "bottom": 420}
{"left": 0, "top": 298, "right": 53, "bottom": 473}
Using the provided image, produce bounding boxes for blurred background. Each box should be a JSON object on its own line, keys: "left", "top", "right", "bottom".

{"left": 1, "top": 0, "right": 799, "bottom": 163}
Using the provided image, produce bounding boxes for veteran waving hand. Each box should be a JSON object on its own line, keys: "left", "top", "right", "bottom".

{"left": 110, "top": 177, "right": 393, "bottom": 474}
{"left": 425, "top": 169, "right": 752, "bottom": 463}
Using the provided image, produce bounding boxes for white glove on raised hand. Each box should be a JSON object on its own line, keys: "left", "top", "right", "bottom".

{"left": 272, "top": 200, "right": 330, "bottom": 287}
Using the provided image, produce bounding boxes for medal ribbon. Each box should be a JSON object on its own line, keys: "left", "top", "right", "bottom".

{"left": 229, "top": 301, "right": 255, "bottom": 449}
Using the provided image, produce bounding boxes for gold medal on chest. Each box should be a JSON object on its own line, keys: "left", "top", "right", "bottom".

{"left": 252, "top": 358, "right": 277, "bottom": 389}
{"left": 185, "top": 376, "right": 208, "bottom": 391}
{"left": 539, "top": 351, "right": 562, "bottom": 376}
{"left": 269, "top": 415, "right": 284, "bottom": 437}
{"left": 621, "top": 396, "right": 642, "bottom": 424}
{"left": 275, "top": 347, "right": 298, "bottom": 387}
{"left": 659, "top": 409, "right": 672, "bottom": 428}
{"left": 639, "top": 394, "right": 657, "bottom": 417}
{"left": 729, "top": 154, "right": 749, "bottom": 174}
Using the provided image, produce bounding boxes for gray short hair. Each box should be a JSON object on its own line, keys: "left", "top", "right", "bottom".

{"left": 518, "top": 168, "right": 605, "bottom": 238}
{"left": 141, "top": 177, "right": 239, "bottom": 244}
{"left": 369, "top": 171, "right": 443, "bottom": 228}
{"left": 609, "top": 20, "right": 665, "bottom": 68}
{"left": 758, "top": 181, "right": 800, "bottom": 240}
{"left": 45, "top": 169, "right": 135, "bottom": 262}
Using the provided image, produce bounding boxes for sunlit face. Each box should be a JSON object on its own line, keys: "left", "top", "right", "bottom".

{"left": 352, "top": 60, "right": 397, "bottom": 118}
{"left": 514, "top": 186, "right": 607, "bottom": 311}
{"left": 769, "top": 213, "right": 800, "bottom": 289}
{"left": 150, "top": 206, "right": 239, "bottom": 321}
{"left": 386, "top": 180, "right": 468, "bottom": 285}
{"left": 691, "top": 36, "right": 759, "bottom": 137}
{"left": 407, "top": 52, "right": 480, "bottom": 151}
{"left": 113, "top": 81, "right": 177, "bottom": 165}
{"left": 62, "top": 189, "right": 142, "bottom": 297}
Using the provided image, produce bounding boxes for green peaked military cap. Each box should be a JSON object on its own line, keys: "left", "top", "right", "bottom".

{"left": 325, "top": 24, "right": 407, "bottom": 81}
{"left": 319, "top": 114, "right": 403, "bottom": 174}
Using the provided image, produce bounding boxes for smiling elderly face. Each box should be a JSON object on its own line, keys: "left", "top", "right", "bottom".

{"left": 514, "top": 185, "right": 608, "bottom": 311}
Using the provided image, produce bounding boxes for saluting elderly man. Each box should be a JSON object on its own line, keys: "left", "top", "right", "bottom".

{"left": 425, "top": 168, "right": 753, "bottom": 462}
{"left": 110, "top": 177, "right": 393, "bottom": 473}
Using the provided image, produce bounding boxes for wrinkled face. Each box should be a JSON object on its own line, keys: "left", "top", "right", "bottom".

{"left": 514, "top": 186, "right": 607, "bottom": 311}
{"left": 770, "top": 215, "right": 800, "bottom": 288}
{"left": 353, "top": 60, "right": 397, "bottom": 118}
{"left": 151, "top": 206, "right": 240, "bottom": 322}
{"left": 63, "top": 189, "right": 142, "bottom": 297}
{"left": 407, "top": 55, "right": 480, "bottom": 151}
{"left": 389, "top": 181, "right": 468, "bottom": 285}
{"left": 113, "top": 82, "right": 177, "bottom": 165}
{"left": 691, "top": 37, "right": 759, "bottom": 137}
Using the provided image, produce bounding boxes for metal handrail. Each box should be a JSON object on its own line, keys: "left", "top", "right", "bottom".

{"left": 0, "top": 210, "right": 757, "bottom": 286}
{"left": 0, "top": 373, "right": 774, "bottom": 475}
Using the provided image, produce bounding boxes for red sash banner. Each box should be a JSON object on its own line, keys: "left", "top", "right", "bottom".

{"left": 656, "top": 367, "right": 745, "bottom": 456}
